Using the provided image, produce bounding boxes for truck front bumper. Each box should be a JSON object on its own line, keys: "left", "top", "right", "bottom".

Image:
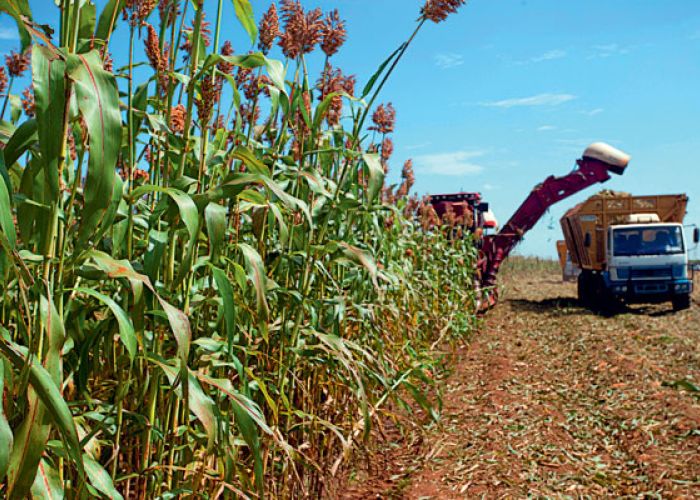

{"left": 608, "top": 279, "right": 693, "bottom": 301}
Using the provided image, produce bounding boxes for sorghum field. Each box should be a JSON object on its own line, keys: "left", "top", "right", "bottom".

{"left": 0, "top": 0, "right": 477, "bottom": 498}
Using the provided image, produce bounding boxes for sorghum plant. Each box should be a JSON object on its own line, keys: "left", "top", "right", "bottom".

{"left": 0, "top": 0, "right": 470, "bottom": 498}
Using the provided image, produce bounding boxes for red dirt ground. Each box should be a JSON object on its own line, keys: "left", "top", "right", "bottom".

{"left": 338, "top": 264, "right": 700, "bottom": 498}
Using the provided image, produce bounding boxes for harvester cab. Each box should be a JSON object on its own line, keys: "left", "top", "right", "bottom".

{"left": 428, "top": 192, "right": 493, "bottom": 244}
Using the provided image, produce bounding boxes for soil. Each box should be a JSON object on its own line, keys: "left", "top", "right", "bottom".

{"left": 338, "top": 266, "right": 700, "bottom": 498}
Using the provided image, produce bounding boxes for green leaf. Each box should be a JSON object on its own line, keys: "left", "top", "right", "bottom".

{"left": 211, "top": 266, "right": 236, "bottom": 349}
{"left": 75, "top": 287, "right": 137, "bottom": 362}
{"left": 89, "top": 172, "right": 124, "bottom": 249}
{"left": 402, "top": 381, "right": 439, "bottom": 422}
{"left": 143, "top": 229, "right": 168, "bottom": 281}
{"left": 95, "top": 0, "right": 125, "bottom": 41}
{"left": 238, "top": 243, "right": 269, "bottom": 322}
{"left": 0, "top": 0, "right": 33, "bottom": 51}
{"left": 131, "top": 185, "right": 199, "bottom": 242}
{"left": 362, "top": 153, "right": 385, "bottom": 204}
{"left": 30, "top": 459, "right": 64, "bottom": 500}
{"left": 205, "top": 202, "right": 226, "bottom": 262}
{"left": 229, "top": 145, "right": 270, "bottom": 176}
{"left": 5, "top": 292, "right": 76, "bottom": 498}
{"left": 78, "top": 1, "right": 96, "bottom": 42}
{"left": 264, "top": 56, "right": 286, "bottom": 91}
{"left": 0, "top": 157, "right": 16, "bottom": 250}
{"left": 3, "top": 341, "right": 84, "bottom": 498}
{"left": 231, "top": 0, "right": 257, "bottom": 45}
{"left": 0, "top": 358, "right": 12, "bottom": 482}
{"left": 83, "top": 453, "right": 124, "bottom": 500}
{"left": 198, "top": 375, "right": 271, "bottom": 497}
{"left": 158, "top": 300, "right": 191, "bottom": 374}
{"left": 361, "top": 44, "right": 404, "bottom": 98}
{"left": 87, "top": 250, "right": 191, "bottom": 370}
{"left": 339, "top": 242, "right": 379, "bottom": 288}
{"left": 5, "top": 382, "right": 50, "bottom": 499}
{"left": 663, "top": 379, "right": 700, "bottom": 392}
{"left": 152, "top": 360, "right": 218, "bottom": 453}
{"left": 3, "top": 118, "right": 37, "bottom": 167}
{"left": 67, "top": 50, "right": 121, "bottom": 249}
{"left": 32, "top": 46, "right": 67, "bottom": 201}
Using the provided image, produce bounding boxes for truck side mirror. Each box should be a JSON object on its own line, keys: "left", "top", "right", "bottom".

{"left": 584, "top": 233, "right": 592, "bottom": 248}
{"left": 694, "top": 227, "right": 700, "bottom": 244}
{"left": 477, "top": 202, "right": 489, "bottom": 213}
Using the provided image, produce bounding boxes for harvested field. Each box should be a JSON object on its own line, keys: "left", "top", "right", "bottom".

{"left": 341, "top": 259, "right": 700, "bottom": 498}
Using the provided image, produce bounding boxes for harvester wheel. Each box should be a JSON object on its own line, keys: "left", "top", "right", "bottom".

{"left": 672, "top": 294, "right": 691, "bottom": 312}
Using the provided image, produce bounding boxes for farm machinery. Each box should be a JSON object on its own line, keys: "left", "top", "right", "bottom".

{"left": 428, "top": 142, "right": 631, "bottom": 309}
{"left": 559, "top": 192, "right": 699, "bottom": 311}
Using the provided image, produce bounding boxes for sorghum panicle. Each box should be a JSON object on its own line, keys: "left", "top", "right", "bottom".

{"left": 6, "top": 50, "right": 30, "bottom": 77}
{"left": 21, "top": 86, "right": 34, "bottom": 117}
{"left": 0, "top": 67, "right": 7, "bottom": 96}
{"left": 258, "top": 3, "right": 280, "bottom": 54}
{"left": 145, "top": 24, "right": 170, "bottom": 92}
{"left": 369, "top": 103, "right": 396, "bottom": 134}
{"left": 170, "top": 104, "right": 187, "bottom": 133}
{"left": 421, "top": 0, "right": 466, "bottom": 23}
{"left": 196, "top": 77, "right": 221, "bottom": 125}
{"left": 218, "top": 41, "right": 235, "bottom": 74}
{"left": 320, "top": 9, "right": 346, "bottom": 57}
{"left": 381, "top": 137, "right": 394, "bottom": 162}
{"left": 279, "top": 0, "right": 323, "bottom": 59}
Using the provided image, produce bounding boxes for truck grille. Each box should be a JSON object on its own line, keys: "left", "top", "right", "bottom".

{"left": 629, "top": 267, "right": 672, "bottom": 279}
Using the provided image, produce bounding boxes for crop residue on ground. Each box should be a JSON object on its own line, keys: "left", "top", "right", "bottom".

{"left": 341, "top": 260, "right": 700, "bottom": 498}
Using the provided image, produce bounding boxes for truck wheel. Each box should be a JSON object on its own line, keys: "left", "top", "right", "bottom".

{"left": 592, "top": 274, "right": 619, "bottom": 315}
{"left": 577, "top": 273, "right": 591, "bottom": 307}
{"left": 672, "top": 294, "right": 691, "bottom": 312}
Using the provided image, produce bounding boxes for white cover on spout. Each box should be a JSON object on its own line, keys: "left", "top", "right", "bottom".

{"left": 483, "top": 209, "right": 499, "bottom": 229}
{"left": 583, "top": 142, "right": 630, "bottom": 168}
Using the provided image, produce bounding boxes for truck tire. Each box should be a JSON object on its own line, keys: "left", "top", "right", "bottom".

{"left": 672, "top": 294, "right": 691, "bottom": 312}
{"left": 577, "top": 271, "right": 592, "bottom": 308}
{"left": 590, "top": 273, "right": 619, "bottom": 315}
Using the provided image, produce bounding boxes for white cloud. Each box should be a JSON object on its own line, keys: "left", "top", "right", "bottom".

{"left": 0, "top": 26, "right": 17, "bottom": 41}
{"left": 556, "top": 138, "right": 594, "bottom": 148}
{"left": 404, "top": 142, "right": 432, "bottom": 151}
{"left": 483, "top": 183, "right": 499, "bottom": 191}
{"left": 537, "top": 125, "right": 557, "bottom": 131}
{"left": 480, "top": 93, "right": 577, "bottom": 109}
{"left": 581, "top": 108, "right": 604, "bottom": 116}
{"left": 589, "top": 43, "right": 631, "bottom": 59}
{"left": 434, "top": 53, "right": 464, "bottom": 69}
{"left": 414, "top": 150, "right": 486, "bottom": 176}
{"left": 517, "top": 49, "right": 566, "bottom": 65}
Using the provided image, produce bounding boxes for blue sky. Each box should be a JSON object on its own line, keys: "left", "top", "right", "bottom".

{"left": 5, "top": 0, "right": 700, "bottom": 258}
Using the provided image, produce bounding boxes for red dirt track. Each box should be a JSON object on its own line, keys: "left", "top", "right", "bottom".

{"left": 340, "top": 264, "right": 700, "bottom": 498}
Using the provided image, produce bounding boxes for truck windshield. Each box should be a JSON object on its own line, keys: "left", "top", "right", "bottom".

{"left": 612, "top": 225, "right": 684, "bottom": 256}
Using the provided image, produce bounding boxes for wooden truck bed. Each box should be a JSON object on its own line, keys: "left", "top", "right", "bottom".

{"left": 560, "top": 192, "right": 688, "bottom": 271}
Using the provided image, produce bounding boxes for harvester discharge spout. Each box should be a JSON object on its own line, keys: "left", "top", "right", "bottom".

{"left": 477, "top": 142, "right": 630, "bottom": 309}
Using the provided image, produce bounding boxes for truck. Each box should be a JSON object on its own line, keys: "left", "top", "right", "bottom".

{"left": 560, "top": 192, "right": 700, "bottom": 311}
{"left": 428, "top": 142, "right": 632, "bottom": 309}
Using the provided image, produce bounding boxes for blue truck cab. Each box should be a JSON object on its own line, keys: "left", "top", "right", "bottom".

{"left": 602, "top": 215, "right": 697, "bottom": 310}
